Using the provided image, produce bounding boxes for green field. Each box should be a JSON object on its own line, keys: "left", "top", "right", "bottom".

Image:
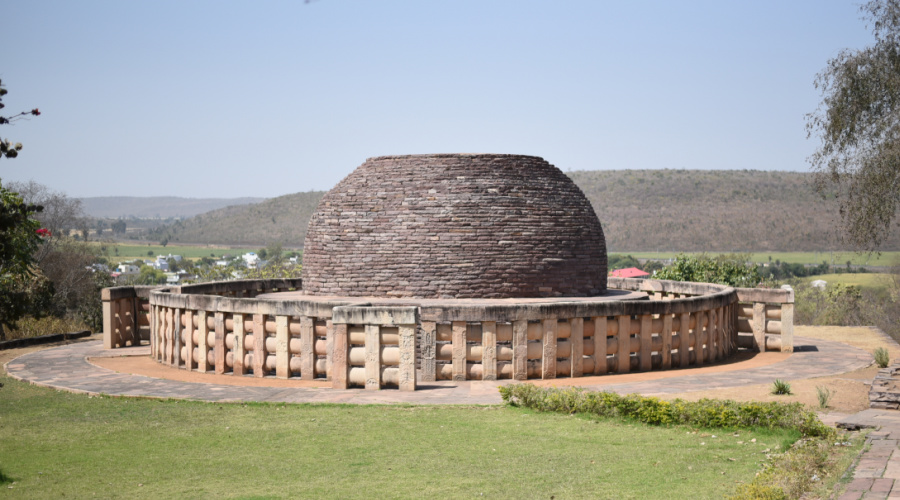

{"left": 617, "top": 251, "right": 900, "bottom": 267}
{"left": 103, "top": 243, "right": 900, "bottom": 268}
{"left": 799, "top": 272, "right": 896, "bottom": 294}
{"left": 0, "top": 374, "right": 801, "bottom": 499}
{"left": 95, "top": 243, "right": 254, "bottom": 264}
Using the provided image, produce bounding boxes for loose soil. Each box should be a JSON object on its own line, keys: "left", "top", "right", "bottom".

{"left": 660, "top": 326, "right": 895, "bottom": 413}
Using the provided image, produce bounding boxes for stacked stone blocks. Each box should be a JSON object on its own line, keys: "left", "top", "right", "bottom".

{"left": 100, "top": 278, "right": 796, "bottom": 391}
{"left": 302, "top": 154, "right": 608, "bottom": 299}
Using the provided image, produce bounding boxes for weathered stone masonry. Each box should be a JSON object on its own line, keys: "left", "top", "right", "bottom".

{"left": 301, "top": 154, "right": 608, "bottom": 298}
{"left": 100, "top": 153, "right": 796, "bottom": 392}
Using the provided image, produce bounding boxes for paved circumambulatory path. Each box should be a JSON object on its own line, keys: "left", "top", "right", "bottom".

{"left": 5, "top": 336, "right": 871, "bottom": 404}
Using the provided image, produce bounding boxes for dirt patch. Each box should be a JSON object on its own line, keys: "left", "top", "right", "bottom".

{"left": 658, "top": 326, "right": 895, "bottom": 413}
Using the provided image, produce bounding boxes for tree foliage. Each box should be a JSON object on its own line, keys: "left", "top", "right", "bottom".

{"left": 653, "top": 253, "right": 761, "bottom": 287}
{"left": 807, "top": 0, "right": 900, "bottom": 251}
{"left": 0, "top": 78, "right": 40, "bottom": 159}
{"left": 0, "top": 80, "right": 46, "bottom": 338}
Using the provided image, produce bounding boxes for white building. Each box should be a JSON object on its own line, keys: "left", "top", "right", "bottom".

{"left": 116, "top": 263, "right": 140, "bottom": 275}
{"left": 154, "top": 256, "right": 169, "bottom": 271}
{"left": 242, "top": 252, "right": 260, "bottom": 268}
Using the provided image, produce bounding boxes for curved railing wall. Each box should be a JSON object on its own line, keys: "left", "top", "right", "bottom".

{"left": 101, "top": 278, "right": 793, "bottom": 392}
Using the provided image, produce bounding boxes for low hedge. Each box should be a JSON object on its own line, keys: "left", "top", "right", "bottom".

{"left": 499, "top": 383, "right": 834, "bottom": 438}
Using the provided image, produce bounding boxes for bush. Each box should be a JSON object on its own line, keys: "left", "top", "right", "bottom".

{"left": 771, "top": 379, "right": 792, "bottom": 395}
{"left": 498, "top": 384, "right": 834, "bottom": 438}
{"left": 875, "top": 347, "right": 890, "bottom": 368}
{"left": 815, "top": 386, "right": 833, "bottom": 409}
{"left": 728, "top": 483, "right": 787, "bottom": 500}
{"left": 728, "top": 437, "right": 839, "bottom": 500}
{"left": 792, "top": 268, "right": 900, "bottom": 344}
{"left": 5, "top": 315, "right": 90, "bottom": 340}
{"left": 654, "top": 253, "right": 761, "bottom": 287}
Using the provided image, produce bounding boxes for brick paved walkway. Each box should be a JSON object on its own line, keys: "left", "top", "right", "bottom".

{"left": 836, "top": 411, "right": 900, "bottom": 499}
{"left": 4, "top": 335, "right": 872, "bottom": 404}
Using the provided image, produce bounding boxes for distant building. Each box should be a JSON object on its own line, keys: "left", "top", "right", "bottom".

{"left": 810, "top": 280, "right": 827, "bottom": 290}
{"left": 610, "top": 267, "right": 650, "bottom": 278}
{"left": 116, "top": 263, "right": 140, "bottom": 275}
{"left": 242, "top": 252, "right": 260, "bottom": 269}
{"left": 154, "top": 256, "right": 169, "bottom": 271}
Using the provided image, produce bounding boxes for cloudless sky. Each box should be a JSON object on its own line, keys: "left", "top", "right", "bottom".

{"left": 0, "top": 0, "right": 874, "bottom": 198}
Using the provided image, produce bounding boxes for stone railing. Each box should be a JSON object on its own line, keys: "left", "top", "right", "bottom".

{"left": 608, "top": 277, "right": 794, "bottom": 353}
{"left": 101, "top": 285, "right": 157, "bottom": 348}
{"left": 101, "top": 277, "right": 794, "bottom": 391}
{"left": 734, "top": 288, "right": 794, "bottom": 353}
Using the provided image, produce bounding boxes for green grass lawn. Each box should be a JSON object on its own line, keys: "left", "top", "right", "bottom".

{"left": 617, "top": 251, "right": 900, "bottom": 267}
{"left": 0, "top": 375, "right": 795, "bottom": 499}
{"left": 95, "top": 243, "right": 252, "bottom": 264}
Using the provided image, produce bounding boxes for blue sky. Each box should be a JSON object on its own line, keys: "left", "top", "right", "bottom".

{"left": 0, "top": 0, "right": 872, "bottom": 198}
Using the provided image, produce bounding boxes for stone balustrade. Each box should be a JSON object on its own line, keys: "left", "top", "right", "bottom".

{"left": 101, "top": 276, "right": 794, "bottom": 391}
{"left": 101, "top": 285, "right": 156, "bottom": 348}
{"left": 608, "top": 277, "right": 794, "bottom": 353}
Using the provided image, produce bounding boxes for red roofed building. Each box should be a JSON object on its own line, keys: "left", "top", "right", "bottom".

{"left": 610, "top": 267, "right": 650, "bottom": 278}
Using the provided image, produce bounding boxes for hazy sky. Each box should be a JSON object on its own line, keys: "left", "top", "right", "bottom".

{"left": 0, "top": 1, "right": 873, "bottom": 199}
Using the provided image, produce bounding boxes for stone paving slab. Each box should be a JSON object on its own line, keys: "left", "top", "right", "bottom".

{"left": 4, "top": 335, "right": 872, "bottom": 405}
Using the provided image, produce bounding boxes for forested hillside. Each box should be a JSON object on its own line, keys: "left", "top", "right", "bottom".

{"left": 142, "top": 170, "right": 900, "bottom": 251}
{"left": 145, "top": 191, "right": 324, "bottom": 247}
{"left": 80, "top": 196, "right": 264, "bottom": 218}
{"left": 570, "top": 169, "right": 900, "bottom": 251}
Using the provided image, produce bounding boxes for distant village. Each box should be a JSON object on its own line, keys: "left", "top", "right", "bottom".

{"left": 107, "top": 251, "right": 301, "bottom": 285}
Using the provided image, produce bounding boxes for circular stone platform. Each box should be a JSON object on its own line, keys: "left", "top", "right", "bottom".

{"left": 301, "top": 154, "right": 608, "bottom": 299}
{"left": 4, "top": 336, "right": 874, "bottom": 405}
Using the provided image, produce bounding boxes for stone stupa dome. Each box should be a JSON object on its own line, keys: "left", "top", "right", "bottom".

{"left": 301, "top": 154, "right": 607, "bottom": 298}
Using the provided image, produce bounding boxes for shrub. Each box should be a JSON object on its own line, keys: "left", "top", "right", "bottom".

{"left": 875, "top": 347, "right": 890, "bottom": 368}
{"left": 728, "top": 483, "right": 787, "bottom": 500}
{"left": 815, "top": 386, "right": 833, "bottom": 409}
{"left": 729, "top": 437, "right": 840, "bottom": 499}
{"left": 499, "top": 383, "right": 834, "bottom": 438}
{"left": 5, "top": 315, "right": 90, "bottom": 340}
{"left": 771, "top": 379, "right": 792, "bottom": 395}
{"left": 653, "top": 253, "right": 761, "bottom": 287}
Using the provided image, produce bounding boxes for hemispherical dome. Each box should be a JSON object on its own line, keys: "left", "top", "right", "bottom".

{"left": 301, "top": 154, "right": 607, "bottom": 298}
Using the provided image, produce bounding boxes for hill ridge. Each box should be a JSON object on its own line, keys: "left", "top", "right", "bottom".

{"left": 140, "top": 170, "right": 900, "bottom": 251}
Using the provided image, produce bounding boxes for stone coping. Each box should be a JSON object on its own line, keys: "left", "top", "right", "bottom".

{"left": 255, "top": 289, "right": 648, "bottom": 305}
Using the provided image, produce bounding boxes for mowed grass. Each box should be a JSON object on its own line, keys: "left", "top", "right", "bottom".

{"left": 619, "top": 251, "right": 900, "bottom": 267}
{"left": 0, "top": 375, "right": 792, "bottom": 499}
{"left": 94, "top": 243, "right": 252, "bottom": 264}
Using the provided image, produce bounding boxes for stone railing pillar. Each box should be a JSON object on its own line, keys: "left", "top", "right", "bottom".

{"left": 735, "top": 287, "right": 795, "bottom": 353}
{"left": 332, "top": 306, "right": 419, "bottom": 391}
{"left": 101, "top": 287, "right": 138, "bottom": 349}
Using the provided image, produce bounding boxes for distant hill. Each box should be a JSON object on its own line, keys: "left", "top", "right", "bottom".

{"left": 141, "top": 170, "right": 900, "bottom": 251}
{"left": 144, "top": 191, "right": 325, "bottom": 247}
{"left": 79, "top": 196, "right": 265, "bottom": 219}
{"left": 570, "top": 169, "right": 900, "bottom": 251}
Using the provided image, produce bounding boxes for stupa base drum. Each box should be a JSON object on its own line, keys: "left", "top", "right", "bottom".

{"left": 101, "top": 154, "right": 795, "bottom": 391}
{"left": 302, "top": 154, "right": 608, "bottom": 299}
